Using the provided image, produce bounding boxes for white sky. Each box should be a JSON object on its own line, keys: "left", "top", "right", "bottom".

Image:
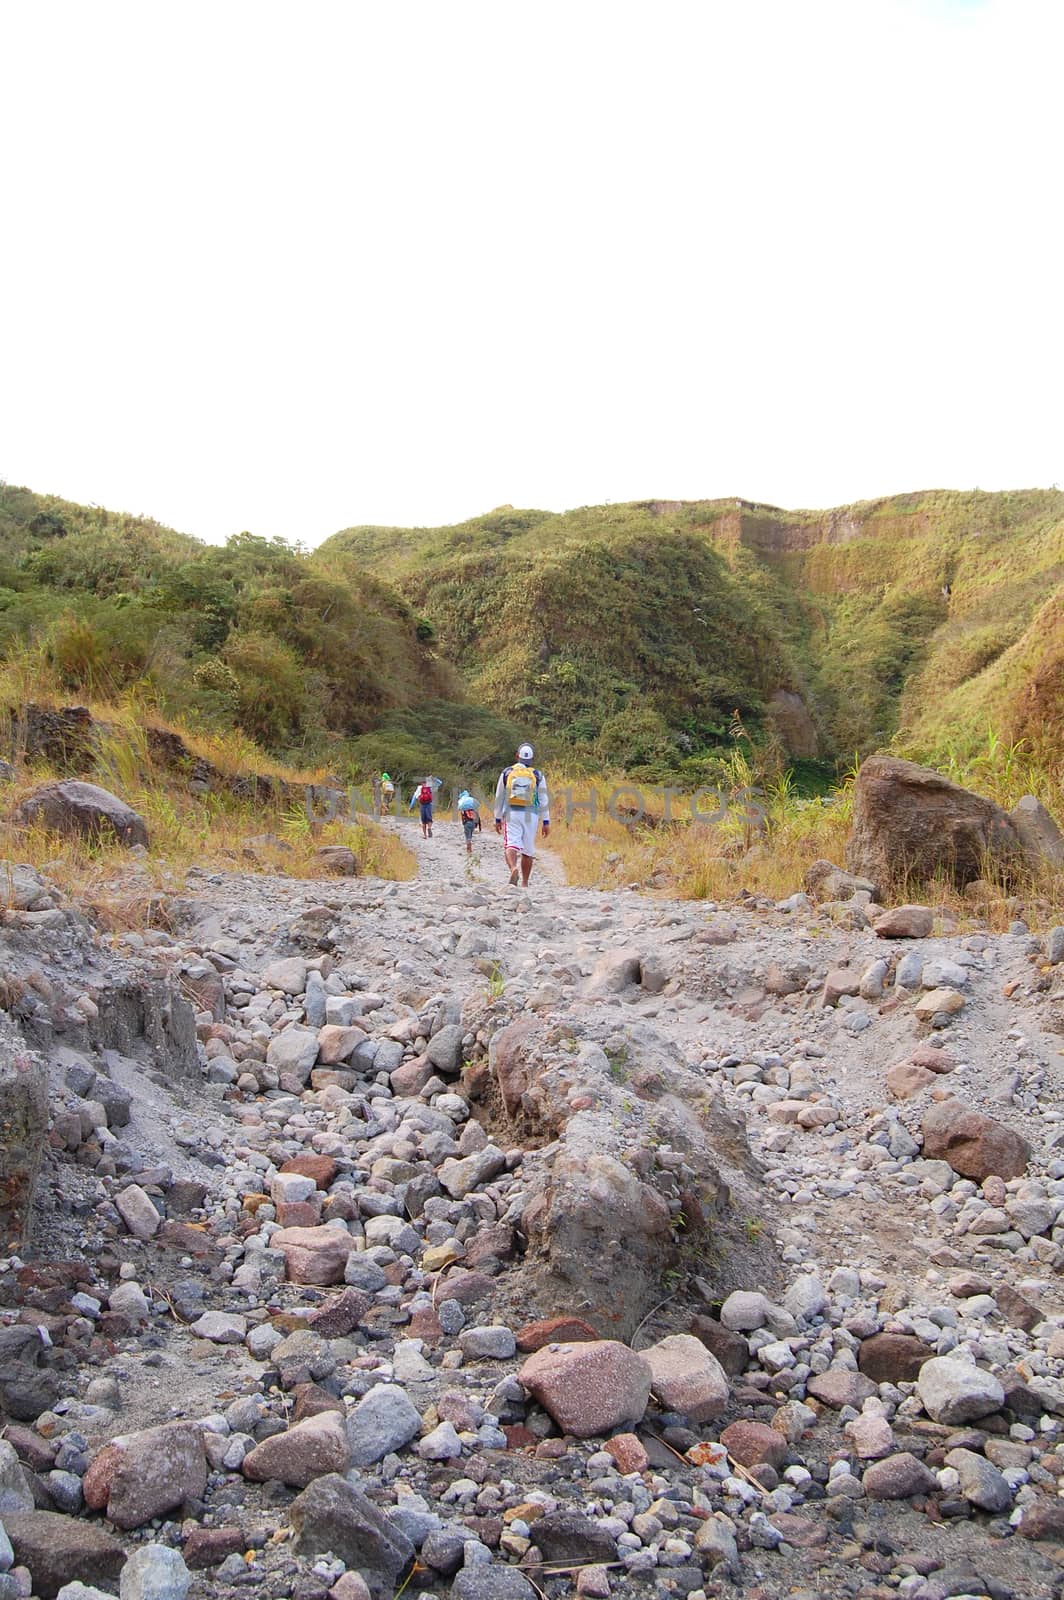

{"left": 2, "top": 0, "right": 1061, "bottom": 546}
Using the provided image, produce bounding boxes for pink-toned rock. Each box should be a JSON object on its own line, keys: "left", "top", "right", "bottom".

{"left": 276, "top": 1200, "right": 322, "bottom": 1228}
{"left": 1018, "top": 1498, "right": 1064, "bottom": 1542}
{"left": 87, "top": 1421, "right": 207, "bottom": 1529}
{"left": 806, "top": 1369, "right": 878, "bottom": 1409}
{"left": 516, "top": 1315, "right": 600, "bottom": 1352}
{"left": 604, "top": 1432, "right": 649, "bottom": 1473}
{"left": 408, "top": 1304, "right": 444, "bottom": 1342}
{"left": 575, "top": 1564, "right": 612, "bottom": 1598}
{"left": 242, "top": 1412, "right": 350, "bottom": 1486}
{"left": 114, "top": 1183, "right": 161, "bottom": 1240}
{"left": 873, "top": 904, "right": 934, "bottom": 939}
{"left": 0, "top": 1509, "right": 126, "bottom": 1598}
{"left": 307, "top": 1288, "right": 372, "bottom": 1338}
{"left": 862, "top": 1451, "right": 937, "bottom": 1499}
{"left": 641, "top": 1333, "right": 729, "bottom": 1422}
{"left": 909, "top": 1044, "right": 956, "bottom": 1073}
{"left": 886, "top": 1061, "right": 936, "bottom": 1100}
{"left": 488, "top": 1016, "right": 542, "bottom": 1117}
{"left": 845, "top": 1414, "right": 895, "bottom": 1459}
{"left": 272, "top": 1225, "right": 353, "bottom": 1286}
{"left": 331, "top": 1573, "right": 373, "bottom": 1600}
{"left": 390, "top": 1056, "right": 435, "bottom": 1097}
{"left": 82, "top": 1442, "right": 122, "bottom": 1510}
{"left": 823, "top": 968, "right": 861, "bottom": 1006}
{"left": 317, "top": 1025, "right": 366, "bottom": 1065}
{"left": 922, "top": 1100, "right": 1029, "bottom": 1182}
{"left": 517, "top": 1340, "right": 652, "bottom": 1437}
{"left": 280, "top": 1155, "right": 338, "bottom": 1189}
{"left": 719, "top": 1420, "right": 788, "bottom": 1469}
{"left": 767, "top": 1513, "right": 828, "bottom": 1548}
{"left": 183, "top": 1526, "right": 247, "bottom": 1568}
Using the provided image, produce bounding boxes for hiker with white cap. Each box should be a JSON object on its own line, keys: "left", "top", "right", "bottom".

{"left": 494, "top": 742, "right": 550, "bottom": 888}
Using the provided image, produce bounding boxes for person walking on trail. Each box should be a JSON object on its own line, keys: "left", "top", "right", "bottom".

{"left": 409, "top": 776, "right": 435, "bottom": 838}
{"left": 380, "top": 772, "right": 395, "bottom": 814}
{"left": 457, "top": 789, "right": 482, "bottom": 855}
{"left": 494, "top": 743, "right": 549, "bottom": 887}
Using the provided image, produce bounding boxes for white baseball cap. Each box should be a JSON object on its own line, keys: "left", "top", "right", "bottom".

{"left": 517, "top": 743, "right": 534, "bottom": 761}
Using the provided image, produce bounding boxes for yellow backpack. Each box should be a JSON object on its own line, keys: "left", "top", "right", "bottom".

{"left": 506, "top": 763, "right": 537, "bottom": 809}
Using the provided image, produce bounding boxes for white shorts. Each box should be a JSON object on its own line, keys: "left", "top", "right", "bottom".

{"left": 503, "top": 810, "right": 541, "bottom": 856}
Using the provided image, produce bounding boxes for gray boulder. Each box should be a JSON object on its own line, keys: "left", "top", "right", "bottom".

{"left": 847, "top": 755, "right": 1023, "bottom": 889}
{"left": 917, "top": 1356, "right": 1005, "bottom": 1424}
{"left": 16, "top": 780, "right": 148, "bottom": 848}
{"left": 289, "top": 1474, "right": 413, "bottom": 1600}
{"left": 346, "top": 1384, "right": 422, "bottom": 1466}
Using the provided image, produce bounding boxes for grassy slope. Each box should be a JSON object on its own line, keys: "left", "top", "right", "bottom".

{"left": 0, "top": 482, "right": 459, "bottom": 765}
{"left": 324, "top": 489, "right": 1064, "bottom": 768}
{"left": 7, "top": 479, "right": 1063, "bottom": 780}
{"left": 755, "top": 489, "right": 1064, "bottom": 761}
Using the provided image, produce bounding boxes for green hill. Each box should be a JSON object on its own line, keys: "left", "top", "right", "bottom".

{"left": 0, "top": 481, "right": 494, "bottom": 776}
{"left": 5, "top": 478, "right": 1063, "bottom": 789}
{"left": 322, "top": 487, "right": 1064, "bottom": 777}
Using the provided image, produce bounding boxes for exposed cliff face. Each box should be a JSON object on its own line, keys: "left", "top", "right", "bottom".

{"left": 0, "top": 865, "right": 201, "bottom": 1250}
{"left": 322, "top": 487, "right": 1064, "bottom": 767}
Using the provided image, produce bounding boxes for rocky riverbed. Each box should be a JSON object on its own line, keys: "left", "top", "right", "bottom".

{"left": 3, "top": 817, "right": 1064, "bottom": 1600}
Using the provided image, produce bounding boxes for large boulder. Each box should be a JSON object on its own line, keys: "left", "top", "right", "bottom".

{"left": 289, "top": 1474, "right": 413, "bottom": 1600}
{"left": 271, "top": 1225, "right": 353, "bottom": 1285}
{"left": 916, "top": 1356, "right": 1005, "bottom": 1424}
{"left": 16, "top": 780, "right": 149, "bottom": 849}
{"left": 846, "top": 756, "right": 1023, "bottom": 889}
{"left": 83, "top": 1422, "right": 206, "bottom": 1529}
{"left": 488, "top": 1016, "right": 544, "bottom": 1119}
{"left": 481, "top": 1014, "right": 769, "bottom": 1342}
{"left": 922, "top": 1100, "right": 1029, "bottom": 1182}
{"left": 517, "top": 1339, "right": 652, "bottom": 1437}
{"left": 0, "top": 1323, "right": 63, "bottom": 1420}
{"left": 641, "top": 1333, "right": 729, "bottom": 1421}
{"left": 242, "top": 1413, "right": 349, "bottom": 1486}
{"left": 1, "top": 1510, "right": 125, "bottom": 1599}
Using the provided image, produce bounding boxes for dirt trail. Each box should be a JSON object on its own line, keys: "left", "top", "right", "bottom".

{"left": 382, "top": 807, "right": 568, "bottom": 894}
{"left": 7, "top": 814, "right": 1064, "bottom": 1600}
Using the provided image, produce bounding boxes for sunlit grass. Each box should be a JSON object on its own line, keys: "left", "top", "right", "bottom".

{"left": 0, "top": 697, "right": 415, "bottom": 929}
{"left": 547, "top": 736, "right": 1064, "bottom": 928}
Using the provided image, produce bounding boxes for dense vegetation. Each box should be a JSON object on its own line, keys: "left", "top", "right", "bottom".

{"left": 4, "top": 479, "right": 1063, "bottom": 790}
{"left": 325, "top": 488, "right": 1064, "bottom": 776}
{"left": 0, "top": 482, "right": 488, "bottom": 780}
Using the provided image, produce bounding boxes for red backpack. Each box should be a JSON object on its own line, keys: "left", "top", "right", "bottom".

{"left": 417, "top": 784, "right": 433, "bottom": 804}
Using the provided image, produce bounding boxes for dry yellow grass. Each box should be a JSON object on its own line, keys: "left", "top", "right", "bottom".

{"left": 0, "top": 703, "right": 415, "bottom": 931}
{"left": 547, "top": 757, "right": 1064, "bottom": 932}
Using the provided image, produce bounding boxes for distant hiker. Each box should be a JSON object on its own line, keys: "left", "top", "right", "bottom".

{"left": 409, "top": 777, "right": 435, "bottom": 837}
{"left": 457, "top": 789, "right": 482, "bottom": 854}
{"left": 494, "top": 743, "right": 549, "bottom": 887}
{"left": 380, "top": 771, "right": 395, "bottom": 815}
